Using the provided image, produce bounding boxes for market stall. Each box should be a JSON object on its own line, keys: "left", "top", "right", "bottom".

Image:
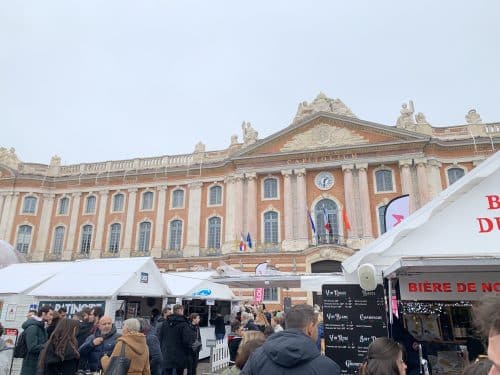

{"left": 28, "top": 257, "right": 170, "bottom": 327}
{"left": 343, "top": 151, "right": 500, "bottom": 374}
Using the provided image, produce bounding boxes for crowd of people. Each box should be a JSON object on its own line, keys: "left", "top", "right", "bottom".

{"left": 6, "top": 295, "right": 500, "bottom": 375}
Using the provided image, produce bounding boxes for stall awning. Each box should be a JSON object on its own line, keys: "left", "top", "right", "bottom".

{"left": 163, "top": 272, "right": 235, "bottom": 300}
{"left": 29, "top": 257, "right": 170, "bottom": 298}
{"left": 0, "top": 262, "right": 70, "bottom": 294}
{"left": 342, "top": 151, "right": 500, "bottom": 275}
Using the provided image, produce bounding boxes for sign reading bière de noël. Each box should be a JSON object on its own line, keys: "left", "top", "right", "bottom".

{"left": 39, "top": 301, "right": 105, "bottom": 316}
{"left": 322, "top": 284, "right": 387, "bottom": 375}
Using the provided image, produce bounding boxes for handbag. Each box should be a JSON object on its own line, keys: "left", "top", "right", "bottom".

{"left": 105, "top": 341, "right": 131, "bottom": 375}
{"left": 192, "top": 329, "right": 202, "bottom": 352}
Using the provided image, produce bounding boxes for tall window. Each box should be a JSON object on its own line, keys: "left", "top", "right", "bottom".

{"left": 172, "top": 189, "right": 184, "bottom": 208}
{"left": 263, "top": 211, "right": 279, "bottom": 244}
{"left": 16, "top": 225, "right": 32, "bottom": 253}
{"left": 209, "top": 186, "right": 222, "bottom": 205}
{"left": 378, "top": 206, "right": 387, "bottom": 235}
{"left": 85, "top": 196, "right": 96, "bottom": 214}
{"left": 315, "top": 199, "right": 339, "bottom": 244}
{"left": 264, "top": 287, "right": 279, "bottom": 301}
{"left": 169, "top": 220, "right": 183, "bottom": 250}
{"left": 80, "top": 225, "right": 93, "bottom": 254}
{"left": 142, "top": 191, "right": 154, "bottom": 210}
{"left": 22, "top": 196, "right": 37, "bottom": 214}
{"left": 207, "top": 217, "right": 221, "bottom": 249}
{"left": 263, "top": 178, "right": 278, "bottom": 199}
{"left": 58, "top": 197, "right": 69, "bottom": 215}
{"left": 113, "top": 193, "right": 125, "bottom": 212}
{"left": 108, "top": 223, "right": 121, "bottom": 253}
{"left": 52, "top": 226, "right": 65, "bottom": 254}
{"left": 138, "top": 222, "right": 151, "bottom": 252}
{"left": 448, "top": 167, "right": 465, "bottom": 185}
{"left": 375, "top": 169, "right": 393, "bottom": 192}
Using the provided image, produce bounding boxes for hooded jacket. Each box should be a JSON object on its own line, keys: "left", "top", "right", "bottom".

{"left": 158, "top": 314, "right": 192, "bottom": 369}
{"left": 240, "top": 329, "right": 341, "bottom": 375}
{"left": 20, "top": 318, "right": 47, "bottom": 375}
{"left": 101, "top": 333, "right": 151, "bottom": 375}
{"left": 79, "top": 325, "right": 120, "bottom": 371}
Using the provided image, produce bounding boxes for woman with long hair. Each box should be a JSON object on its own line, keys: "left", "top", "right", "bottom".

{"left": 221, "top": 331, "right": 266, "bottom": 375}
{"left": 38, "top": 319, "right": 80, "bottom": 375}
{"left": 359, "top": 337, "right": 407, "bottom": 375}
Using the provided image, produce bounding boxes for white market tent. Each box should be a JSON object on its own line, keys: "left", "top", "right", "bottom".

{"left": 28, "top": 257, "right": 170, "bottom": 298}
{"left": 342, "top": 151, "right": 500, "bottom": 282}
{"left": 163, "top": 272, "right": 235, "bottom": 300}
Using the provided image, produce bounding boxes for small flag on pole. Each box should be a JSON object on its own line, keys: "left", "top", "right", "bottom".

{"left": 307, "top": 209, "right": 316, "bottom": 234}
{"left": 239, "top": 233, "right": 246, "bottom": 252}
{"left": 246, "top": 232, "right": 253, "bottom": 249}
{"left": 342, "top": 207, "right": 351, "bottom": 231}
{"left": 322, "top": 206, "right": 331, "bottom": 233}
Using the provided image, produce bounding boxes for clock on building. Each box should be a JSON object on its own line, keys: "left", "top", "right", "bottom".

{"left": 315, "top": 171, "right": 334, "bottom": 190}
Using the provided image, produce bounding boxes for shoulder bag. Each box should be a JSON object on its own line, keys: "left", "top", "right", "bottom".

{"left": 105, "top": 341, "right": 131, "bottom": 375}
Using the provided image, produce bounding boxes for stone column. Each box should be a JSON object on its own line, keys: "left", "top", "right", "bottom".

{"left": 64, "top": 192, "right": 81, "bottom": 260}
{"left": 357, "top": 163, "right": 373, "bottom": 242}
{"left": 121, "top": 188, "right": 137, "bottom": 257}
{"left": 245, "top": 172, "right": 257, "bottom": 251}
{"left": 1, "top": 192, "right": 19, "bottom": 243}
{"left": 399, "top": 160, "right": 415, "bottom": 213}
{"left": 294, "top": 168, "right": 309, "bottom": 250}
{"left": 427, "top": 159, "right": 443, "bottom": 200}
{"left": 32, "top": 193, "right": 55, "bottom": 261}
{"left": 184, "top": 181, "right": 202, "bottom": 257}
{"left": 0, "top": 194, "right": 5, "bottom": 222}
{"left": 223, "top": 176, "right": 236, "bottom": 254}
{"left": 0, "top": 193, "right": 12, "bottom": 239}
{"left": 342, "top": 164, "right": 359, "bottom": 244}
{"left": 152, "top": 185, "right": 167, "bottom": 258}
{"left": 234, "top": 173, "right": 244, "bottom": 241}
{"left": 416, "top": 159, "right": 430, "bottom": 208}
{"left": 282, "top": 169, "right": 294, "bottom": 247}
{"left": 92, "top": 190, "right": 109, "bottom": 258}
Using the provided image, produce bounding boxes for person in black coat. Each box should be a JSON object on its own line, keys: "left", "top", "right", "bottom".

{"left": 187, "top": 313, "right": 202, "bottom": 375}
{"left": 241, "top": 304, "right": 341, "bottom": 375}
{"left": 38, "top": 319, "right": 80, "bottom": 375}
{"left": 210, "top": 312, "right": 226, "bottom": 340}
{"left": 138, "top": 318, "right": 163, "bottom": 375}
{"left": 158, "top": 304, "right": 192, "bottom": 375}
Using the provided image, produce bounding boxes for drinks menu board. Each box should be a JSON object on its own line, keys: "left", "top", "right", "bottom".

{"left": 322, "top": 284, "right": 387, "bottom": 374}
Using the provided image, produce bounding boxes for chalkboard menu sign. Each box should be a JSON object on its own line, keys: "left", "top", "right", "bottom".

{"left": 322, "top": 284, "right": 387, "bottom": 374}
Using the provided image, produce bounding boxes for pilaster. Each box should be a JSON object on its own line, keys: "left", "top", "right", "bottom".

{"left": 415, "top": 158, "right": 430, "bottom": 208}
{"left": 64, "top": 192, "right": 81, "bottom": 260}
{"left": 152, "top": 185, "right": 167, "bottom": 258}
{"left": 245, "top": 172, "right": 257, "bottom": 252}
{"left": 3, "top": 192, "right": 19, "bottom": 243}
{"left": 399, "top": 160, "right": 415, "bottom": 213}
{"left": 427, "top": 159, "right": 443, "bottom": 200}
{"left": 185, "top": 181, "right": 203, "bottom": 257}
{"left": 293, "top": 168, "right": 309, "bottom": 251}
{"left": 32, "top": 193, "right": 55, "bottom": 261}
{"left": 281, "top": 169, "right": 294, "bottom": 247}
{"left": 121, "top": 188, "right": 137, "bottom": 257}
{"left": 92, "top": 190, "right": 109, "bottom": 258}
{"left": 342, "top": 164, "right": 359, "bottom": 245}
{"left": 356, "top": 163, "right": 373, "bottom": 242}
{"left": 0, "top": 193, "right": 13, "bottom": 239}
{"left": 223, "top": 175, "right": 236, "bottom": 254}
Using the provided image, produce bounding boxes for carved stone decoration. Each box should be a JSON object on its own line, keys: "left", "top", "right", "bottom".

{"left": 241, "top": 121, "right": 258, "bottom": 146}
{"left": 0, "top": 147, "right": 20, "bottom": 169}
{"left": 194, "top": 141, "right": 205, "bottom": 154}
{"left": 50, "top": 155, "right": 61, "bottom": 166}
{"left": 293, "top": 93, "right": 357, "bottom": 123}
{"left": 281, "top": 124, "right": 368, "bottom": 152}
{"left": 396, "top": 101, "right": 416, "bottom": 129}
{"left": 465, "top": 109, "right": 483, "bottom": 124}
{"left": 415, "top": 112, "right": 430, "bottom": 125}
{"left": 230, "top": 135, "right": 239, "bottom": 146}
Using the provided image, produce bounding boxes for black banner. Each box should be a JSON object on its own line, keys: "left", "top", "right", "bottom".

{"left": 39, "top": 300, "right": 106, "bottom": 317}
{"left": 322, "top": 284, "right": 387, "bottom": 374}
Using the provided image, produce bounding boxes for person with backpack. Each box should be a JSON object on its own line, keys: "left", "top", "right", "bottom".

{"left": 20, "top": 304, "right": 54, "bottom": 375}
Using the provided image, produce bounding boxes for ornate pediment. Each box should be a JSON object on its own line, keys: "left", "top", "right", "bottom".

{"left": 280, "top": 124, "right": 368, "bottom": 152}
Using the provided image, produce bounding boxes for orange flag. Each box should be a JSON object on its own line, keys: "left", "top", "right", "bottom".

{"left": 342, "top": 207, "right": 351, "bottom": 231}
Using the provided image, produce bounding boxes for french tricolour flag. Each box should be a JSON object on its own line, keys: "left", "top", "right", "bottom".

{"left": 239, "top": 233, "right": 246, "bottom": 252}
{"left": 323, "top": 206, "right": 331, "bottom": 233}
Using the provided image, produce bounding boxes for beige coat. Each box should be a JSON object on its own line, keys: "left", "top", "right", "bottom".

{"left": 101, "top": 332, "right": 150, "bottom": 375}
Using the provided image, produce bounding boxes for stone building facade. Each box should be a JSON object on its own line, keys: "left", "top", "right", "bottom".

{"left": 0, "top": 93, "right": 498, "bottom": 307}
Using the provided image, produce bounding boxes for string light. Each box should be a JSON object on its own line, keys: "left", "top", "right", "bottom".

{"left": 400, "top": 301, "right": 472, "bottom": 315}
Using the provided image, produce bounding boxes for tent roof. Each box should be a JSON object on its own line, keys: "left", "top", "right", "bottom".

{"left": 0, "top": 262, "right": 70, "bottom": 294}
{"left": 29, "top": 257, "right": 169, "bottom": 298}
{"left": 342, "top": 151, "right": 500, "bottom": 275}
{"left": 163, "top": 272, "right": 234, "bottom": 300}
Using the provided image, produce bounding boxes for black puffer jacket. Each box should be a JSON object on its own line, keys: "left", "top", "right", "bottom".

{"left": 241, "top": 329, "right": 341, "bottom": 375}
{"left": 158, "top": 314, "right": 192, "bottom": 369}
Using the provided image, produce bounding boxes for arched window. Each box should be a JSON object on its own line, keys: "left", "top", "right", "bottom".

{"left": 58, "top": 197, "right": 70, "bottom": 215}
{"left": 378, "top": 205, "right": 387, "bottom": 235}
{"left": 85, "top": 196, "right": 96, "bottom": 214}
{"left": 314, "top": 199, "right": 339, "bottom": 244}
{"left": 263, "top": 178, "right": 278, "bottom": 199}
{"left": 138, "top": 222, "right": 151, "bottom": 252}
{"left": 169, "top": 220, "right": 183, "bottom": 250}
{"left": 113, "top": 193, "right": 125, "bottom": 212}
{"left": 108, "top": 223, "right": 121, "bottom": 253}
{"left": 172, "top": 189, "right": 184, "bottom": 208}
{"left": 142, "top": 191, "right": 154, "bottom": 210}
{"left": 207, "top": 217, "right": 221, "bottom": 249}
{"left": 375, "top": 169, "right": 393, "bottom": 192}
{"left": 209, "top": 186, "right": 222, "bottom": 205}
{"left": 80, "top": 225, "right": 93, "bottom": 254}
{"left": 52, "top": 226, "right": 65, "bottom": 254}
{"left": 16, "top": 225, "right": 32, "bottom": 253}
{"left": 447, "top": 167, "right": 465, "bottom": 185}
{"left": 263, "top": 211, "right": 279, "bottom": 244}
{"left": 22, "top": 196, "right": 37, "bottom": 214}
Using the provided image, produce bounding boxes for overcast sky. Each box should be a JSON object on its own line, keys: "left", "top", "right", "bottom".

{"left": 1, "top": 1, "right": 499, "bottom": 165}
